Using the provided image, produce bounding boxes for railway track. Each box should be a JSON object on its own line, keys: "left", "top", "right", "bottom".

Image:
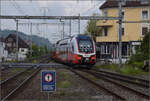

{"left": 0, "top": 66, "right": 32, "bottom": 84}
{"left": 92, "top": 68, "right": 149, "bottom": 88}
{"left": 82, "top": 69, "right": 149, "bottom": 100}
{"left": 1, "top": 67, "right": 38, "bottom": 101}
{"left": 67, "top": 68, "right": 126, "bottom": 101}
{"left": 0, "top": 56, "right": 51, "bottom": 101}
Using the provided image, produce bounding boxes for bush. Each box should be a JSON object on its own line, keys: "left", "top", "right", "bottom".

{"left": 96, "top": 64, "right": 120, "bottom": 71}
{"left": 128, "top": 31, "right": 149, "bottom": 71}
{"left": 120, "top": 65, "right": 147, "bottom": 75}
{"left": 131, "top": 61, "right": 144, "bottom": 69}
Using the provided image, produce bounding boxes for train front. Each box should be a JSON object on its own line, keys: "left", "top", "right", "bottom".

{"left": 74, "top": 35, "right": 96, "bottom": 66}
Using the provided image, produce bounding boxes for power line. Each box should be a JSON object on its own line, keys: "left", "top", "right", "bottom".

{"left": 0, "top": 15, "right": 120, "bottom": 20}
{"left": 11, "top": 0, "right": 26, "bottom": 15}
{"left": 2, "top": 0, "right": 106, "bottom": 1}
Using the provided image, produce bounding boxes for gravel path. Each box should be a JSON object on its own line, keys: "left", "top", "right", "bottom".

{"left": 78, "top": 70, "right": 149, "bottom": 101}
{"left": 96, "top": 67, "right": 149, "bottom": 81}
{"left": 9, "top": 67, "right": 118, "bottom": 101}
{"left": 107, "top": 77, "right": 149, "bottom": 96}
{"left": 0, "top": 67, "right": 25, "bottom": 81}
{"left": 1, "top": 68, "right": 35, "bottom": 100}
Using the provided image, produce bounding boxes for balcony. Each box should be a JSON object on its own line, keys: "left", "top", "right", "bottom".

{"left": 96, "top": 20, "right": 114, "bottom": 27}
{"left": 96, "top": 36, "right": 118, "bottom": 42}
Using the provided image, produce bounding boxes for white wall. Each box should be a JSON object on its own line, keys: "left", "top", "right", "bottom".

{"left": 18, "top": 48, "right": 28, "bottom": 61}
{"left": 0, "top": 42, "right": 8, "bottom": 62}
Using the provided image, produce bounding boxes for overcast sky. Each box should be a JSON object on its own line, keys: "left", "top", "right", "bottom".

{"left": 1, "top": 0, "right": 104, "bottom": 43}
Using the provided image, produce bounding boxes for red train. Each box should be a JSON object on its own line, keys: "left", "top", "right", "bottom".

{"left": 53, "top": 35, "right": 96, "bottom": 67}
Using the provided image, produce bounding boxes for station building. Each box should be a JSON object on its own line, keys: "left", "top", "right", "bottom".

{"left": 96, "top": 0, "right": 150, "bottom": 63}
{"left": 0, "top": 38, "right": 8, "bottom": 62}
{"left": 5, "top": 34, "right": 29, "bottom": 61}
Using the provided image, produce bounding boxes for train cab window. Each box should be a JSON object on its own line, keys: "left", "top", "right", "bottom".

{"left": 78, "top": 40, "right": 93, "bottom": 53}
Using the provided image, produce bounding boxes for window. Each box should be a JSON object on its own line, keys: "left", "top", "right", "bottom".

{"left": 122, "top": 11, "right": 125, "bottom": 20}
{"left": 142, "top": 10, "right": 148, "bottom": 20}
{"left": 142, "top": 27, "right": 148, "bottom": 35}
{"left": 8, "top": 38, "right": 13, "bottom": 42}
{"left": 21, "top": 49, "right": 24, "bottom": 52}
{"left": 104, "top": 11, "right": 108, "bottom": 17}
{"left": 7, "top": 43, "right": 11, "bottom": 47}
{"left": 141, "top": 0, "right": 149, "bottom": 4}
{"left": 122, "top": 28, "right": 125, "bottom": 36}
{"left": 104, "top": 27, "right": 108, "bottom": 36}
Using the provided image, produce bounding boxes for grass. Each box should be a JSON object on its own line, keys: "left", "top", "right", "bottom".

{"left": 32, "top": 60, "right": 38, "bottom": 63}
{"left": 59, "top": 72, "right": 72, "bottom": 80}
{"left": 96, "top": 64, "right": 148, "bottom": 76}
{"left": 95, "top": 64, "right": 120, "bottom": 71}
{"left": 59, "top": 81, "right": 71, "bottom": 88}
{"left": 60, "top": 90, "right": 66, "bottom": 95}
{"left": 12, "top": 68, "right": 25, "bottom": 73}
{"left": 58, "top": 71, "right": 72, "bottom": 88}
{"left": 120, "top": 65, "right": 148, "bottom": 76}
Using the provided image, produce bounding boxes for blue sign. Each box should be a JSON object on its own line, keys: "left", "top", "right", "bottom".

{"left": 41, "top": 70, "right": 56, "bottom": 92}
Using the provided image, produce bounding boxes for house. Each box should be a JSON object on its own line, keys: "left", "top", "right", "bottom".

{"left": 5, "top": 34, "right": 29, "bottom": 61}
{"left": 0, "top": 38, "right": 8, "bottom": 62}
{"left": 96, "top": 0, "right": 150, "bottom": 63}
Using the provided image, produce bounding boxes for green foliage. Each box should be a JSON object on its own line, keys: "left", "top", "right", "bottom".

{"left": 128, "top": 31, "right": 150, "bottom": 68}
{"left": 60, "top": 72, "right": 72, "bottom": 80}
{"left": 60, "top": 90, "right": 66, "bottom": 95}
{"left": 85, "top": 13, "right": 102, "bottom": 41}
{"left": 27, "top": 44, "right": 49, "bottom": 58}
{"left": 32, "top": 44, "right": 39, "bottom": 57}
{"left": 95, "top": 64, "right": 120, "bottom": 71}
{"left": 59, "top": 81, "right": 71, "bottom": 88}
{"left": 96, "top": 64, "right": 148, "bottom": 76}
{"left": 120, "top": 65, "right": 147, "bottom": 75}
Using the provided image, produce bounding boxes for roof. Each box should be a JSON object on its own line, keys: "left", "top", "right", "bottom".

{"left": 76, "top": 34, "right": 92, "bottom": 40}
{"left": 5, "top": 34, "right": 29, "bottom": 48}
{"left": 0, "top": 37, "right": 5, "bottom": 42}
{"left": 100, "top": 1, "right": 150, "bottom": 9}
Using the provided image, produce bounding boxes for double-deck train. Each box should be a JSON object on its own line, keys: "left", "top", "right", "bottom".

{"left": 52, "top": 34, "right": 96, "bottom": 67}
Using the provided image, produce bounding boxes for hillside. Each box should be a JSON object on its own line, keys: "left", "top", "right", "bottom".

{"left": 0, "top": 29, "right": 52, "bottom": 49}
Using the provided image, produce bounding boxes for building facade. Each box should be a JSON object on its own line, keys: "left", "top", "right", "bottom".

{"left": 5, "top": 34, "right": 29, "bottom": 61}
{"left": 96, "top": 0, "right": 150, "bottom": 63}
{"left": 0, "top": 38, "right": 8, "bottom": 62}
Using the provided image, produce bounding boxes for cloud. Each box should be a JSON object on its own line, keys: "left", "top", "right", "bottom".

{"left": 37, "top": 1, "right": 49, "bottom": 7}
{"left": 1, "top": 1, "right": 103, "bottom": 43}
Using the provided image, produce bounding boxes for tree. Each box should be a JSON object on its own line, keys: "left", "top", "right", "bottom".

{"left": 129, "top": 31, "right": 150, "bottom": 69}
{"left": 32, "top": 44, "right": 39, "bottom": 57}
{"left": 85, "top": 13, "right": 102, "bottom": 41}
{"left": 44, "top": 45, "right": 48, "bottom": 54}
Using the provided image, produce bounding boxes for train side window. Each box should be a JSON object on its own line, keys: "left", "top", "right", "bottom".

{"left": 72, "top": 44, "right": 74, "bottom": 52}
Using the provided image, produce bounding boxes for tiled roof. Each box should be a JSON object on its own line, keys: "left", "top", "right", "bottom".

{"left": 100, "top": 1, "right": 150, "bottom": 9}
{"left": 5, "top": 34, "right": 29, "bottom": 48}
{"left": 0, "top": 37, "right": 5, "bottom": 42}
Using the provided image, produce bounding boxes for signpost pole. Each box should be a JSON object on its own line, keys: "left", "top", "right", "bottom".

{"left": 48, "top": 92, "right": 49, "bottom": 101}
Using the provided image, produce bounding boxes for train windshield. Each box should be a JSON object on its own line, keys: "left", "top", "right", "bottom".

{"left": 78, "top": 40, "right": 93, "bottom": 53}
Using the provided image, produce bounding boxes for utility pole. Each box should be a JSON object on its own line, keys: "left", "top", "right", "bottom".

{"left": 78, "top": 14, "right": 80, "bottom": 34}
{"left": 63, "top": 22, "right": 64, "bottom": 39}
{"left": 118, "top": 0, "right": 123, "bottom": 68}
{"left": 60, "top": 19, "right": 65, "bottom": 39}
{"left": 15, "top": 19, "right": 19, "bottom": 61}
{"left": 30, "top": 23, "right": 32, "bottom": 57}
{"left": 69, "top": 19, "right": 71, "bottom": 36}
